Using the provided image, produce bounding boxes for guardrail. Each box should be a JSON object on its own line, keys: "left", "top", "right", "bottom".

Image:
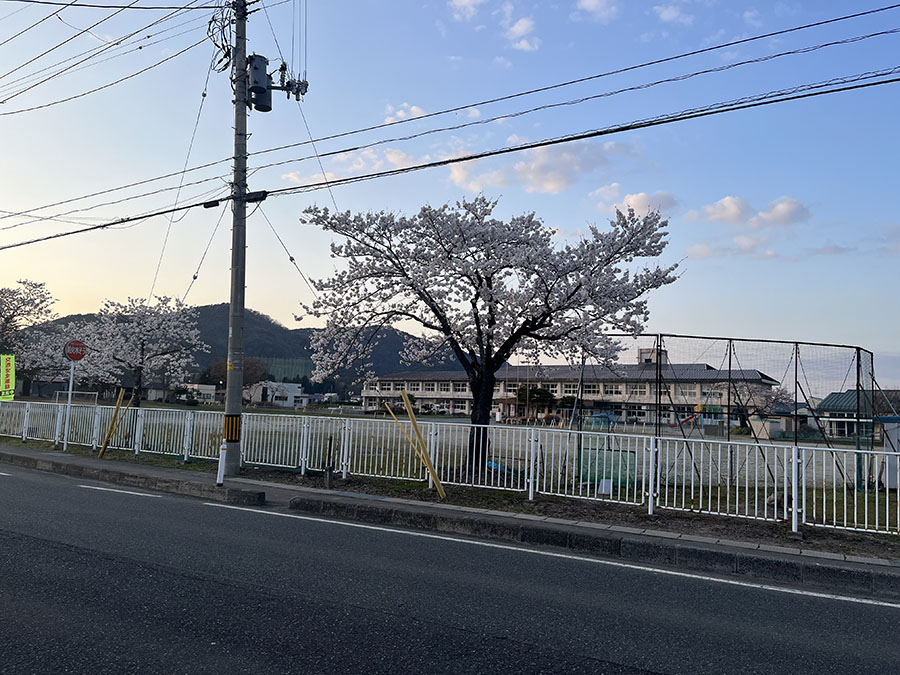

{"left": 1, "top": 400, "right": 897, "bottom": 536}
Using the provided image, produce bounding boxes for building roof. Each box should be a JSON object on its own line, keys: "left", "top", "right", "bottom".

{"left": 818, "top": 389, "right": 900, "bottom": 416}
{"left": 374, "top": 363, "right": 779, "bottom": 386}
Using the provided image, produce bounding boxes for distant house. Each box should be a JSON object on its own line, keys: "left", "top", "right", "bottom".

{"left": 816, "top": 389, "right": 900, "bottom": 438}
{"left": 246, "top": 380, "right": 309, "bottom": 409}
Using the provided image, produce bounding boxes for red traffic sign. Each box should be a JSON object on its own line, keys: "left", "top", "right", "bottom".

{"left": 64, "top": 340, "right": 87, "bottom": 361}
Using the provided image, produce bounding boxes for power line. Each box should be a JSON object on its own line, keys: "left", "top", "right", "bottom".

{"left": 149, "top": 47, "right": 216, "bottom": 299}
{"left": 257, "top": 205, "right": 318, "bottom": 298}
{"left": 0, "top": 0, "right": 80, "bottom": 49}
{"left": 0, "top": 36, "right": 206, "bottom": 116}
{"left": 0, "top": 0, "right": 139, "bottom": 83}
{"left": 0, "top": 9, "right": 209, "bottom": 96}
{"left": 246, "top": 3, "right": 900, "bottom": 161}
{"left": 4, "top": 69, "right": 898, "bottom": 253}
{"left": 1, "top": 0, "right": 207, "bottom": 103}
{"left": 3, "top": 5, "right": 897, "bottom": 224}
{"left": 0, "top": 0, "right": 219, "bottom": 8}
{"left": 267, "top": 70, "right": 900, "bottom": 199}
{"left": 182, "top": 201, "right": 228, "bottom": 302}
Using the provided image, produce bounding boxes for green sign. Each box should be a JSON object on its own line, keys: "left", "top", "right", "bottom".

{"left": 0, "top": 354, "right": 13, "bottom": 401}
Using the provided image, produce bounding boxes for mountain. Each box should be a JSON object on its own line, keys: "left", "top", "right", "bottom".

{"left": 53, "top": 304, "right": 459, "bottom": 380}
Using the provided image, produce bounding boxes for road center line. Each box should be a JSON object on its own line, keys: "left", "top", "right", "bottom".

{"left": 0, "top": 471, "right": 11, "bottom": 476}
{"left": 78, "top": 485, "right": 162, "bottom": 498}
{"left": 204, "top": 502, "right": 900, "bottom": 610}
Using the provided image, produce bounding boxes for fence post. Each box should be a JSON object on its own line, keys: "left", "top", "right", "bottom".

{"left": 648, "top": 436, "right": 657, "bottom": 515}
{"left": 426, "top": 423, "right": 435, "bottom": 490}
{"left": 53, "top": 403, "right": 63, "bottom": 446}
{"left": 791, "top": 444, "right": 799, "bottom": 533}
{"left": 91, "top": 405, "right": 102, "bottom": 449}
{"left": 183, "top": 411, "right": 194, "bottom": 461}
{"left": 341, "top": 418, "right": 350, "bottom": 479}
{"left": 134, "top": 408, "right": 145, "bottom": 455}
{"left": 21, "top": 402, "right": 30, "bottom": 442}
{"left": 526, "top": 429, "right": 534, "bottom": 500}
{"left": 300, "top": 418, "right": 310, "bottom": 474}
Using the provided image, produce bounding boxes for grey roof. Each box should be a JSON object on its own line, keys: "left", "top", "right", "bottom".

{"left": 376, "top": 363, "right": 779, "bottom": 385}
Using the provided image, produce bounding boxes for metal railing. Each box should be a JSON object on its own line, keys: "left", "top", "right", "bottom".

{"left": 1, "top": 399, "right": 897, "bottom": 536}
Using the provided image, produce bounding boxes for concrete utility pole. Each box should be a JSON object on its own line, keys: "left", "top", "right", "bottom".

{"left": 223, "top": 0, "right": 248, "bottom": 476}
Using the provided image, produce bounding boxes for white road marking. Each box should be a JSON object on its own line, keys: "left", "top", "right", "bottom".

{"left": 78, "top": 485, "right": 162, "bottom": 498}
{"left": 204, "top": 502, "right": 900, "bottom": 610}
{"left": 0, "top": 471, "right": 11, "bottom": 476}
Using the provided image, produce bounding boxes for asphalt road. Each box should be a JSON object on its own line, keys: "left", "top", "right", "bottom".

{"left": 1, "top": 466, "right": 897, "bottom": 675}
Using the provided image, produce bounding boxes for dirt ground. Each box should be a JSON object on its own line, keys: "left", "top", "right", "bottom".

{"left": 242, "top": 465, "right": 900, "bottom": 561}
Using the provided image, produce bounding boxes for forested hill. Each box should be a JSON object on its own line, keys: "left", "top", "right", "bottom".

{"left": 191, "top": 304, "right": 458, "bottom": 376}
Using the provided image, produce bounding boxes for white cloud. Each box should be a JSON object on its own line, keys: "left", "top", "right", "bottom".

{"left": 282, "top": 171, "right": 339, "bottom": 186}
{"left": 447, "top": 154, "right": 508, "bottom": 193}
{"left": 448, "top": 0, "right": 487, "bottom": 21}
{"left": 589, "top": 182, "right": 621, "bottom": 202}
{"left": 384, "top": 149, "right": 416, "bottom": 169}
{"left": 693, "top": 196, "right": 754, "bottom": 224}
{"left": 513, "top": 141, "right": 618, "bottom": 194}
{"left": 384, "top": 102, "right": 426, "bottom": 124}
{"left": 743, "top": 9, "right": 762, "bottom": 27}
{"left": 575, "top": 0, "right": 620, "bottom": 23}
{"left": 466, "top": 107, "right": 481, "bottom": 118}
{"left": 499, "top": 3, "right": 540, "bottom": 51}
{"left": 748, "top": 196, "right": 810, "bottom": 228}
{"left": 733, "top": 234, "right": 763, "bottom": 253}
{"left": 494, "top": 56, "right": 512, "bottom": 68}
{"left": 334, "top": 147, "right": 384, "bottom": 173}
{"left": 653, "top": 4, "right": 694, "bottom": 25}
{"left": 616, "top": 191, "right": 677, "bottom": 214}
{"left": 808, "top": 244, "right": 855, "bottom": 256}
{"left": 687, "top": 243, "right": 715, "bottom": 259}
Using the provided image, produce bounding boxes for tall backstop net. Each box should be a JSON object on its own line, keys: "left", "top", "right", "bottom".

{"left": 582, "top": 333, "right": 876, "bottom": 451}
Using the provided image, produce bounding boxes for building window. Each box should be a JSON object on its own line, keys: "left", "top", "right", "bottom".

{"left": 603, "top": 383, "right": 622, "bottom": 396}
{"left": 582, "top": 383, "right": 600, "bottom": 396}
{"left": 544, "top": 383, "right": 559, "bottom": 394}
{"left": 423, "top": 382, "right": 435, "bottom": 392}
{"left": 406, "top": 382, "right": 420, "bottom": 392}
{"left": 676, "top": 385, "right": 696, "bottom": 398}
{"left": 563, "top": 383, "right": 579, "bottom": 396}
{"left": 438, "top": 382, "right": 451, "bottom": 392}
{"left": 453, "top": 382, "right": 468, "bottom": 393}
{"left": 627, "top": 383, "right": 648, "bottom": 396}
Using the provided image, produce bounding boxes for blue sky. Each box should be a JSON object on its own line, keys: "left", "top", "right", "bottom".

{"left": 1, "top": 0, "right": 898, "bottom": 379}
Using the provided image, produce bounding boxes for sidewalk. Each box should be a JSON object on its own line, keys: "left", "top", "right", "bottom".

{"left": 2, "top": 442, "right": 899, "bottom": 601}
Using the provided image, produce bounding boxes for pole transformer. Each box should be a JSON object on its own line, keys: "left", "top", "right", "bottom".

{"left": 223, "top": 0, "right": 248, "bottom": 476}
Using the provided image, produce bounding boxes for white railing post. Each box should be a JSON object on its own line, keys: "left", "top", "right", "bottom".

{"left": 341, "top": 418, "right": 350, "bottom": 479}
{"left": 183, "top": 411, "right": 194, "bottom": 461}
{"left": 526, "top": 429, "right": 535, "bottom": 500}
{"left": 300, "top": 418, "right": 310, "bottom": 474}
{"left": 53, "top": 403, "right": 63, "bottom": 447}
{"left": 426, "top": 423, "right": 436, "bottom": 489}
{"left": 791, "top": 444, "right": 799, "bottom": 533}
{"left": 21, "top": 402, "right": 30, "bottom": 442}
{"left": 91, "top": 405, "right": 102, "bottom": 449}
{"left": 134, "top": 408, "right": 145, "bottom": 455}
{"left": 648, "top": 436, "right": 657, "bottom": 515}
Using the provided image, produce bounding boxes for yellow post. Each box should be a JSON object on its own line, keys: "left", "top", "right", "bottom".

{"left": 98, "top": 389, "right": 134, "bottom": 459}
{"left": 384, "top": 396, "right": 446, "bottom": 499}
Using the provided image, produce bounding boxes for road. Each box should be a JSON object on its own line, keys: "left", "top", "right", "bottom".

{"left": 0, "top": 466, "right": 896, "bottom": 674}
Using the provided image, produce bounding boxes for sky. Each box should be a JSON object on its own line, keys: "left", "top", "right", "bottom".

{"left": 0, "top": 0, "right": 898, "bottom": 380}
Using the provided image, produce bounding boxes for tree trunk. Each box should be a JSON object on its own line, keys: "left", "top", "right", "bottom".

{"left": 467, "top": 369, "right": 495, "bottom": 478}
{"left": 133, "top": 365, "right": 143, "bottom": 408}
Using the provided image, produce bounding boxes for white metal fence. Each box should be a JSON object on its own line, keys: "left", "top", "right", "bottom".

{"left": 1, "top": 400, "right": 897, "bottom": 537}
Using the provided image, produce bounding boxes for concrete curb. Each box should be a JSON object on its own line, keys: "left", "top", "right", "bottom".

{"left": 287, "top": 492, "right": 900, "bottom": 601}
{"left": 0, "top": 450, "right": 265, "bottom": 506}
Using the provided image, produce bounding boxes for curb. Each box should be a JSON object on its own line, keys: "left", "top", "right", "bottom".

{"left": 287, "top": 492, "right": 900, "bottom": 601}
{"left": 0, "top": 450, "right": 265, "bottom": 506}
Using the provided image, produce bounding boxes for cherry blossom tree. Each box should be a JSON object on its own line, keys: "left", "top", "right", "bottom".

{"left": 0, "top": 279, "right": 57, "bottom": 353}
{"left": 86, "top": 297, "right": 208, "bottom": 406}
{"left": 302, "top": 196, "right": 677, "bottom": 464}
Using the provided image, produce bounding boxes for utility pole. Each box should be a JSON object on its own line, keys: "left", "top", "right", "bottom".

{"left": 221, "top": 0, "right": 308, "bottom": 476}
{"left": 223, "top": 0, "right": 249, "bottom": 476}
